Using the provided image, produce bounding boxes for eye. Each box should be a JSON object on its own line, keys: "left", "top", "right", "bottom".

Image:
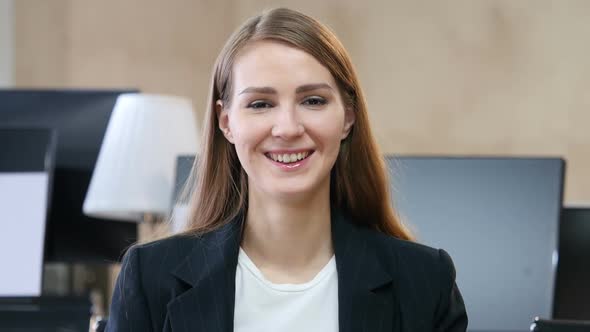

{"left": 302, "top": 96, "right": 327, "bottom": 107}
{"left": 247, "top": 100, "right": 273, "bottom": 109}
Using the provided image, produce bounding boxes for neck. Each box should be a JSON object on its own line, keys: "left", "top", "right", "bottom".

{"left": 242, "top": 182, "right": 333, "bottom": 275}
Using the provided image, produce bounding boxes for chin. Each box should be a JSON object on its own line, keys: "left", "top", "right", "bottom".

{"left": 269, "top": 185, "right": 313, "bottom": 198}
{"left": 266, "top": 179, "right": 327, "bottom": 201}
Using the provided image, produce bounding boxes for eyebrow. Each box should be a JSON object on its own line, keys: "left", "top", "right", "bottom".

{"left": 238, "top": 83, "right": 334, "bottom": 95}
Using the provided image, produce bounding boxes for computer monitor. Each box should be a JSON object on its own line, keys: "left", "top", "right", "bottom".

{"left": 0, "top": 128, "right": 56, "bottom": 297}
{"left": 386, "top": 156, "right": 565, "bottom": 332}
{"left": 0, "top": 89, "right": 139, "bottom": 263}
{"left": 553, "top": 207, "right": 590, "bottom": 320}
{"left": 169, "top": 155, "right": 197, "bottom": 233}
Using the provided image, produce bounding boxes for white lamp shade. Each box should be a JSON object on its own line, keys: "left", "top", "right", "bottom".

{"left": 83, "top": 93, "right": 199, "bottom": 222}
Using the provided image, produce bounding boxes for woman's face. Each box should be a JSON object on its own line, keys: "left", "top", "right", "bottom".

{"left": 218, "top": 40, "right": 355, "bottom": 200}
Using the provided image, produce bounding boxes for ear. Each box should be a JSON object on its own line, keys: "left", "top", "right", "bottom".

{"left": 216, "top": 100, "right": 234, "bottom": 144}
{"left": 341, "top": 106, "right": 355, "bottom": 140}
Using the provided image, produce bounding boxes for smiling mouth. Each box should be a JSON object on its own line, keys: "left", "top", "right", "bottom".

{"left": 265, "top": 151, "right": 314, "bottom": 164}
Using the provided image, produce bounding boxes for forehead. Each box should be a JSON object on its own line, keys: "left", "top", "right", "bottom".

{"left": 232, "top": 40, "right": 337, "bottom": 91}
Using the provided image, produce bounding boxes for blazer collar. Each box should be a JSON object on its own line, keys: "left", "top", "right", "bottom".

{"left": 167, "top": 211, "right": 398, "bottom": 332}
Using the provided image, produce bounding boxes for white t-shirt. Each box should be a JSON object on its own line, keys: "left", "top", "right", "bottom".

{"left": 234, "top": 248, "right": 339, "bottom": 332}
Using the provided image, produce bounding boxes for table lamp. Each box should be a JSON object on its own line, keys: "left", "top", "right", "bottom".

{"left": 83, "top": 93, "right": 199, "bottom": 232}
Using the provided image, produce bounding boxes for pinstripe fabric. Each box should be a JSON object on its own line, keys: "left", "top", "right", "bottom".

{"left": 106, "top": 212, "right": 467, "bottom": 332}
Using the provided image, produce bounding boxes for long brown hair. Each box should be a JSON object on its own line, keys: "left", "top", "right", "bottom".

{"left": 179, "top": 7, "right": 413, "bottom": 241}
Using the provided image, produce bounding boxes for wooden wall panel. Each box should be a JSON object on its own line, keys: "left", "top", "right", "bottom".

{"left": 15, "top": 0, "right": 590, "bottom": 203}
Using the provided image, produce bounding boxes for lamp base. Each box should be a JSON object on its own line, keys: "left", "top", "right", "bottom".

{"left": 138, "top": 213, "right": 170, "bottom": 243}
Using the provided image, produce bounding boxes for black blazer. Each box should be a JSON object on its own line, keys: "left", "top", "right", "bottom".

{"left": 106, "top": 212, "right": 468, "bottom": 331}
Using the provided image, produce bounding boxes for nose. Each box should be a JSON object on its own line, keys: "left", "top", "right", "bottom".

{"left": 271, "top": 107, "right": 304, "bottom": 139}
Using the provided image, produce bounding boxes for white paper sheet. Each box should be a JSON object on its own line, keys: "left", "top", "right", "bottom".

{"left": 0, "top": 172, "right": 49, "bottom": 297}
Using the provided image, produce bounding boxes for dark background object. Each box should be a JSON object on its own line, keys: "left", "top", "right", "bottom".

{"left": 0, "top": 89, "right": 138, "bottom": 263}
{"left": 531, "top": 318, "right": 590, "bottom": 332}
{"left": 0, "top": 128, "right": 57, "bottom": 173}
{"left": 0, "top": 296, "right": 91, "bottom": 331}
{"left": 553, "top": 207, "right": 590, "bottom": 320}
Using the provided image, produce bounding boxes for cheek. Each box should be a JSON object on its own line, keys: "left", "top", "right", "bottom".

{"left": 231, "top": 134, "right": 259, "bottom": 176}
{"left": 306, "top": 114, "right": 346, "bottom": 148}
{"left": 229, "top": 115, "right": 269, "bottom": 158}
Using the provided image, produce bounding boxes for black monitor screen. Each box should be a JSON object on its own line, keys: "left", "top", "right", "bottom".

{"left": 0, "top": 89, "right": 139, "bottom": 263}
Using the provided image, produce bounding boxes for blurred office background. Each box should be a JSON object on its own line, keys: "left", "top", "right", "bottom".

{"left": 1, "top": 0, "right": 589, "bottom": 330}
{"left": 4, "top": 0, "right": 589, "bottom": 202}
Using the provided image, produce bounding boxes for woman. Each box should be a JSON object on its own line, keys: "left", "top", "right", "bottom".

{"left": 107, "top": 7, "right": 467, "bottom": 332}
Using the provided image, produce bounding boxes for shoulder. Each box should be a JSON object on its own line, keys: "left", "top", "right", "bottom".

{"left": 363, "top": 228, "right": 467, "bottom": 329}
{"left": 108, "top": 232, "right": 218, "bottom": 331}
{"left": 365, "top": 228, "right": 457, "bottom": 287}
{"left": 113, "top": 234, "right": 204, "bottom": 312}
{"left": 128, "top": 233, "right": 199, "bottom": 260}
{"left": 115, "top": 233, "right": 206, "bottom": 297}
{"left": 121, "top": 233, "right": 201, "bottom": 274}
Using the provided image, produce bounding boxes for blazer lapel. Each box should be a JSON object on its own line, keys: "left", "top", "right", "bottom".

{"left": 332, "top": 212, "right": 399, "bottom": 332}
{"left": 166, "top": 216, "right": 243, "bottom": 332}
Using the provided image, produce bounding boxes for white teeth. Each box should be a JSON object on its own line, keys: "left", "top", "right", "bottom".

{"left": 268, "top": 151, "right": 311, "bottom": 163}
